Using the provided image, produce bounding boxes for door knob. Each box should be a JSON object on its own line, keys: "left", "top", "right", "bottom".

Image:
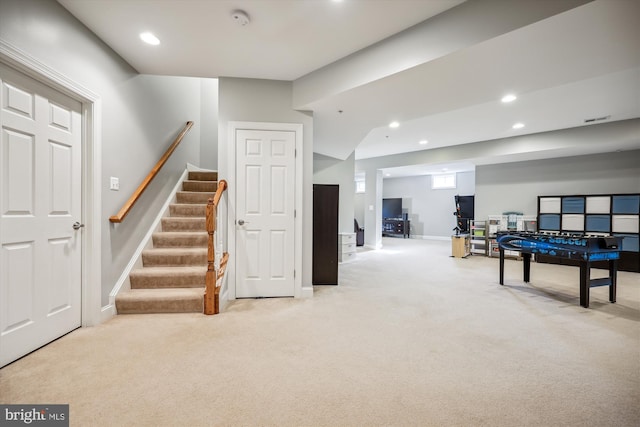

{"left": 238, "top": 219, "right": 248, "bottom": 225}
{"left": 72, "top": 222, "right": 85, "bottom": 230}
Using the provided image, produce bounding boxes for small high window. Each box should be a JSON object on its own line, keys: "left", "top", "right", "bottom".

{"left": 432, "top": 173, "right": 456, "bottom": 189}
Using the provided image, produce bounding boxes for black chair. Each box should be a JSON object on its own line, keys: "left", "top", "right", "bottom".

{"left": 354, "top": 219, "right": 364, "bottom": 246}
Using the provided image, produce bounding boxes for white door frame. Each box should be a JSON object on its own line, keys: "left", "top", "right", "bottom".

{"left": 226, "top": 121, "right": 303, "bottom": 300}
{"left": 0, "top": 40, "right": 103, "bottom": 326}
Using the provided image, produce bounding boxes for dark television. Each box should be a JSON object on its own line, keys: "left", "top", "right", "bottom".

{"left": 383, "top": 198, "right": 402, "bottom": 219}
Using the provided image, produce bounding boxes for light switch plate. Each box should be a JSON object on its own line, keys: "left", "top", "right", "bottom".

{"left": 110, "top": 176, "right": 119, "bottom": 191}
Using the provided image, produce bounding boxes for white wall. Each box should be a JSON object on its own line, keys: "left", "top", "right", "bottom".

{"left": 217, "top": 77, "right": 314, "bottom": 293}
{"left": 313, "top": 152, "right": 355, "bottom": 233}
{"left": 476, "top": 150, "right": 640, "bottom": 220}
{"left": 0, "top": 0, "right": 213, "bottom": 306}
{"left": 383, "top": 172, "right": 475, "bottom": 238}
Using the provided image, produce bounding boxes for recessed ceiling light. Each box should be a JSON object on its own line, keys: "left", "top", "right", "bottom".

{"left": 140, "top": 32, "right": 160, "bottom": 45}
{"left": 501, "top": 94, "right": 517, "bottom": 103}
{"left": 419, "top": 140, "right": 428, "bottom": 145}
{"left": 512, "top": 122, "right": 525, "bottom": 129}
{"left": 389, "top": 121, "right": 400, "bottom": 128}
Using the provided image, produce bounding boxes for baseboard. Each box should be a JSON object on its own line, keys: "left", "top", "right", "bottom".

{"left": 371, "top": 235, "right": 449, "bottom": 248}
{"left": 411, "top": 235, "right": 450, "bottom": 241}
{"left": 100, "top": 304, "right": 116, "bottom": 323}
{"left": 300, "top": 286, "right": 314, "bottom": 298}
{"left": 108, "top": 168, "right": 190, "bottom": 307}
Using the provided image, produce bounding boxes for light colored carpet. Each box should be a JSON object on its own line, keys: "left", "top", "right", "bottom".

{"left": 1, "top": 238, "right": 639, "bottom": 426}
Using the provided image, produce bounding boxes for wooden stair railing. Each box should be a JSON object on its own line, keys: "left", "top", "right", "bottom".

{"left": 205, "top": 179, "right": 228, "bottom": 315}
{"left": 109, "top": 121, "right": 194, "bottom": 223}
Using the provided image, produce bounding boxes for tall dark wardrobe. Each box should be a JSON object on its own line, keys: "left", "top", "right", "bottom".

{"left": 312, "top": 184, "right": 339, "bottom": 285}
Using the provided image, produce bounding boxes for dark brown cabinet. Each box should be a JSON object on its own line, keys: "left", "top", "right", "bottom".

{"left": 313, "top": 184, "right": 339, "bottom": 285}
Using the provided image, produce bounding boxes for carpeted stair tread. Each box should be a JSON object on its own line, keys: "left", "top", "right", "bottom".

{"left": 176, "top": 191, "right": 215, "bottom": 204}
{"left": 116, "top": 288, "right": 204, "bottom": 314}
{"left": 188, "top": 171, "right": 217, "bottom": 182}
{"left": 129, "top": 266, "right": 207, "bottom": 289}
{"left": 142, "top": 247, "right": 207, "bottom": 266}
{"left": 169, "top": 203, "right": 206, "bottom": 217}
{"left": 161, "top": 217, "right": 206, "bottom": 232}
{"left": 182, "top": 180, "right": 218, "bottom": 192}
{"left": 152, "top": 231, "right": 208, "bottom": 248}
{"left": 118, "top": 169, "right": 219, "bottom": 315}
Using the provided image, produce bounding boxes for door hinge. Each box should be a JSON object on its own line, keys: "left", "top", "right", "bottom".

{"left": 295, "top": 149, "right": 297, "bottom": 157}
{"left": 294, "top": 270, "right": 296, "bottom": 278}
{"left": 294, "top": 209, "right": 296, "bottom": 218}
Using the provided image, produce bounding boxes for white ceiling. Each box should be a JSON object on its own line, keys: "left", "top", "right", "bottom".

{"left": 57, "top": 0, "right": 465, "bottom": 81}
{"left": 57, "top": 0, "right": 640, "bottom": 175}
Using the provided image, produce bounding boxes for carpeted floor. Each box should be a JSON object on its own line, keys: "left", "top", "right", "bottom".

{"left": 1, "top": 238, "right": 639, "bottom": 426}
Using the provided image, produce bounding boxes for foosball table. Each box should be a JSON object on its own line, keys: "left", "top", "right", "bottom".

{"left": 497, "top": 231, "right": 622, "bottom": 308}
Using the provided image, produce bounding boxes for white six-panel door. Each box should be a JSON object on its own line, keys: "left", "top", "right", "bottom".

{"left": 235, "top": 129, "right": 296, "bottom": 298}
{"left": 0, "top": 63, "right": 82, "bottom": 367}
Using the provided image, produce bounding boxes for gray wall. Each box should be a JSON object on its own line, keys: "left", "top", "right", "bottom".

{"left": 357, "top": 120, "right": 640, "bottom": 246}
{"left": 217, "top": 77, "right": 314, "bottom": 291}
{"left": 0, "top": 0, "right": 213, "bottom": 305}
{"left": 362, "top": 148, "right": 639, "bottom": 239}
{"left": 383, "top": 171, "right": 476, "bottom": 238}
{"left": 199, "top": 78, "right": 219, "bottom": 169}
{"left": 313, "top": 153, "right": 355, "bottom": 233}
{"left": 355, "top": 192, "right": 366, "bottom": 228}
{"left": 476, "top": 150, "right": 640, "bottom": 220}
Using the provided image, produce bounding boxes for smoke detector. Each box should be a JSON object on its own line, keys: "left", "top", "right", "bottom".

{"left": 231, "top": 10, "right": 250, "bottom": 26}
{"left": 584, "top": 115, "right": 611, "bottom": 124}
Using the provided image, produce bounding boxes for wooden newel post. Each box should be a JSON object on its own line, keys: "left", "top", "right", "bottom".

{"left": 204, "top": 198, "right": 217, "bottom": 314}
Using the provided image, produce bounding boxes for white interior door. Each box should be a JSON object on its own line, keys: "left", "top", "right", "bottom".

{"left": 236, "top": 129, "right": 296, "bottom": 298}
{"left": 0, "top": 63, "right": 82, "bottom": 367}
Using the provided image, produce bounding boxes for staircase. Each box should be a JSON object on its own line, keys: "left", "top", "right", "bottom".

{"left": 116, "top": 171, "right": 219, "bottom": 314}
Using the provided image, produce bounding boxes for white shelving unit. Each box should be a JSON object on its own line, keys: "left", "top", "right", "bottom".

{"left": 470, "top": 220, "right": 487, "bottom": 255}
{"left": 487, "top": 214, "right": 537, "bottom": 258}
{"left": 487, "top": 215, "right": 508, "bottom": 258}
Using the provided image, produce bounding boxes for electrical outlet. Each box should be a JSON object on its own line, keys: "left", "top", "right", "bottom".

{"left": 110, "top": 177, "right": 119, "bottom": 191}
